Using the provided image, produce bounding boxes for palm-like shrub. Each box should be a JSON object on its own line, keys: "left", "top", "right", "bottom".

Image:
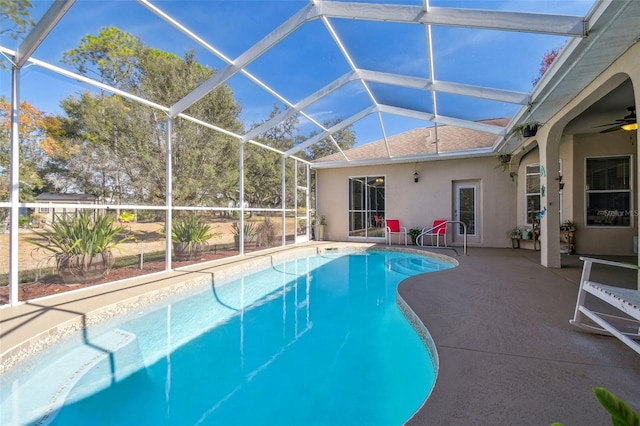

{"left": 171, "top": 216, "right": 218, "bottom": 260}
{"left": 32, "top": 211, "right": 133, "bottom": 284}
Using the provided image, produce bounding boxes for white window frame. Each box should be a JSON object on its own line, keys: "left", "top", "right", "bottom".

{"left": 525, "top": 163, "right": 540, "bottom": 225}
{"left": 585, "top": 155, "right": 633, "bottom": 228}
{"left": 347, "top": 175, "right": 386, "bottom": 240}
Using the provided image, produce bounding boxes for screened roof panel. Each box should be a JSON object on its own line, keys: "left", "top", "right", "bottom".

{"left": 244, "top": 19, "right": 350, "bottom": 103}
{"left": 429, "top": 26, "right": 567, "bottom": 92}
{"left": 289, "top": 113, "right": 326, "bottom": 141}
{"left": 350, "top": 114, "right": 386, "bottom": 146}
{"left": 18, "top": 67, "right": 94, "bottom": 116}
{"left": 161, "top": 1, "right": 307, "bottom": 60}
{"left": 435, "top": 92, "right": 519, "bottom": 122}
{"left": 329, "top": 18, "right": 430, "bottom": 79}
{"left": 226, "top": 73, "right": 287, "bottom": 132}
{"left": 368, "top": 83, "right": 433, "bottom": 115}
{"left": 6, "top": 0, "right": 629, "bottom": 165}
{"left": 428, "top": 0, "right": 594, "bottom": 15}
{"left": 301, "top": 80, "right": 372, "bottom": 126}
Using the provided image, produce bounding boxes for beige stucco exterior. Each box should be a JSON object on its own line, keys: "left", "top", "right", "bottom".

{"left": 317, "top": 156, "right": 516, "bottom": 247}
{"left": 516, "top": 129, "right": 637, "bottom": 256}
{"left": 316, "top": 42, "right": 640, "bottom": 268}
{"left": 534, "top": 41, "right": 640, "bottom": 267}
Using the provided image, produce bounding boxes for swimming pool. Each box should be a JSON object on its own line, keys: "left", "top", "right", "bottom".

{"left": 0, "top": 248, "right": 454, "bottom": 425}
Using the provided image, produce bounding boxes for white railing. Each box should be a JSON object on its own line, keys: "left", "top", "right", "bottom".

{"left": 417, "top": 220, "right": 468, "bottom": 256}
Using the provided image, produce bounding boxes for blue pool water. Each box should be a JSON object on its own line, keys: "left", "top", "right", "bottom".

{"left": 1, "top": 250, "right": 454, "bottom": 426}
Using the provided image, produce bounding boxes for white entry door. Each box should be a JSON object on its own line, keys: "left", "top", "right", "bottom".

{"left": 453, "top": 181, "right": 480, "bottom": 244}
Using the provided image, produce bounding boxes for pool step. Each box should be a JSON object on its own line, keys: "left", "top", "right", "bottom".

{"left": 0, "top": 329, "right": 141, "bottom": 426}
{"left": 388, "top": 257, "right": 446, "bottom": 276}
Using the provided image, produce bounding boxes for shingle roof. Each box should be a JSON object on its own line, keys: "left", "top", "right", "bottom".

{"left": 34, "top": 193, "right": 98, "bottom": 202}
{"left": 315, "top": 118, "right": 510, "bottom": 163}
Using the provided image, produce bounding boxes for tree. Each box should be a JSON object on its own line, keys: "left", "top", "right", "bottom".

{"left": 301, "top": 118, "right": 356, "bottom": 160}
{"left": 243, "top": 105, "right": 299, "bottom": 209}
{"left": 0, "top": 0, "right": 34, "bottom": 40}
{"left": 62, "top": 26, "right": 140, "bottom": 88}
{"left": 0, "top": 0, "right": 34, "bottom": 69}
{"left": 0, "top": 97, "right": 62, "bottom": 200}
{"left": 59, "top": 27, "right": 243, "bottom": 206}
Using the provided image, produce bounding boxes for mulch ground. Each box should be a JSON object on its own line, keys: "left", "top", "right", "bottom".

{"left": 0, "top": 250, "right": 240, "bottom": 304}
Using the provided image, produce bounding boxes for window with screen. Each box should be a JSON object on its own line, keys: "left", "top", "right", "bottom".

{"left": 586, "top": 156, "right": 632, "bottom": 227}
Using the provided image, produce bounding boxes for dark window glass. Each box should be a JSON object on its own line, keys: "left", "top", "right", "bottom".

{"left": 586, "top": 156, "right": 632, "bottom": 227}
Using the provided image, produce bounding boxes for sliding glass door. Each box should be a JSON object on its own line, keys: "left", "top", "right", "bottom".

{"left": 348, "top": 176, "right": 385, "bottom": 239}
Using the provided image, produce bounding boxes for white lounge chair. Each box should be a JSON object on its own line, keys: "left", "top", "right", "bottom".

{"left": 570, "top": 256, "right": 640, "bottom": 355}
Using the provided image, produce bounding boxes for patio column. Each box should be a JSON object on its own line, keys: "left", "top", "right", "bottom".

{"left": 634, "top": 78, "right": 640, "bottom": 290}
{"left": 8, "top": 65, "right": 20, "bottom": 305}
{"left": 538, "top": 125, "right": 562, "bottom": 268}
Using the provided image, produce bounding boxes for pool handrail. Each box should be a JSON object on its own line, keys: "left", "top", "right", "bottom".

{"left": 417, "top": 220, "right": 467, "bottom": 256}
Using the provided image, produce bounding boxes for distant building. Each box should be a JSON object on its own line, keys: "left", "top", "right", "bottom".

{"left": 34, "top": 193, "right": 98, "bottom": 224}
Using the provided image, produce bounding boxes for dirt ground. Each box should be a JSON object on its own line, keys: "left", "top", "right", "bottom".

{"left": 0, "top": 220, "right": 255, "bottom": 304}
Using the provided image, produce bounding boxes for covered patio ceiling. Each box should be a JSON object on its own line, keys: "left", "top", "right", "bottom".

{"left": 2, "top": 0, "right": 639, "bottom": 165}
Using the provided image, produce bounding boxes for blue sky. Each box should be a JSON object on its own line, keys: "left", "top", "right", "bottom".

{"left": 1, "top": 0, "right": 596, "bottom": 146}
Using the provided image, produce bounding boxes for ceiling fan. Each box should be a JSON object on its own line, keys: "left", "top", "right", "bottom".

{"left": 595, "top": 106, "right": 637, "bottom": 133}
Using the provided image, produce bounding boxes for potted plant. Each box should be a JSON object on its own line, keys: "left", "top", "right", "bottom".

{"left": 172, "top": 216, "right": 218, "bottom": 261}
{"left": 256, "top": 217, "right": 277, "bottom": 247}
{"left": 31, "top": 210, "right": 134, "bottom": 285}
{"left": 508, "top": 227, "right": 522, "bottom": 240}
{"left": 560, "top": 219, "right": 576, "bottom": 255}
{"left": 496, "top": 154, "right": 512, "bottom": 171}
{"left": 495, "top": 153, "right": 518, "bottom": 181}
{"left": 508, "top": 226, "right": 522, "bottom": 248}
{"left": 409, "top": 228, "right": 421, "bottom": 245}
{"left": 231, "top": 220, "right": 256, "bottom": 250}
{"left": 316, "top": 215, "right": 327, "bottom": 241}
{"left": 508, "top": 121, "right": 544, "bottom": 139}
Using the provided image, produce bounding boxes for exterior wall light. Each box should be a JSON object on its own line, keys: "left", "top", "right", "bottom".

{"left": 414, "top": 171, "right": 419, "bottom": 183}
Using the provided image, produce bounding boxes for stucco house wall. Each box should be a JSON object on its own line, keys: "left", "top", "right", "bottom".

{"left": 515, "top": 132, "right": 637, "bottom": 255}
{"left": 571, "top": 131, "right": 637, "bottom": 255}
{"left": 316, "top": 156, "right": 516, "bottom": 247}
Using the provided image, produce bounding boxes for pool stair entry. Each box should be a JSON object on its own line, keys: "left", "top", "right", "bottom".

{"left": 387, "top": 257, "right": 449, "bottom": 276}
{"left": 0, "top": 329, "right": 142, "bottom": 426}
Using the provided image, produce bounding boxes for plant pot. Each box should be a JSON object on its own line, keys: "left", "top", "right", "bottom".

{"left": 521, "top": 229, "right": 531, "bottom": 240}
{"left": 522, "top": 124, "right": 538, "bottom": 137}
{"left": 57, "top": 251, "right": 115, "bottom": 285}
{"left": 173, "top": 242, "right": 204, "bottom": 261}
{"left": 317, "top": 224, "right": 326, "bottom": 241}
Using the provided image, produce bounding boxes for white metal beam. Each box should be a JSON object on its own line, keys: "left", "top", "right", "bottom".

{"left": 433, "top": 80, "right": 530, "bottom": 105}
{"left": 377, "top": 104, "right": 506, "bottom": 135}
{"left": 285, "top": 105, "right": 377, "bottom": 156}
{"left": 357, "top": 70, "right": 530, "bottom": 105}
{"left": 241, "top": 71, "right": 356, "bottom": 143}
{"left": 311, "top": 147, "right": 496, "bottom": 169}
{"left": 377, "top": 104, "right": 435, "bottom": 123}
{"left": 15, "top": 0, "right": 75, "bottom": 67}
{"left": 316, "top": 2, "right": 588, "bottom": 37}
{"left": 169, "top": 3, "right": 318, "bottom": 117}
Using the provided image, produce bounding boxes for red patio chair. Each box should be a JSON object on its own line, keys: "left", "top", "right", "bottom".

{"left": 419, "top": 219, "right": 448, "bottom": 247}
{"left": 385, "top": 219, "right": 407, "bottom": 246}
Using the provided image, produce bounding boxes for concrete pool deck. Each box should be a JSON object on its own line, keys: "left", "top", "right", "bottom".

{"left": 1, "top": 244, "right": 639, "bottom": 424}
{"left": 401, "top": 247, "right": 640, "bottom": 425}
